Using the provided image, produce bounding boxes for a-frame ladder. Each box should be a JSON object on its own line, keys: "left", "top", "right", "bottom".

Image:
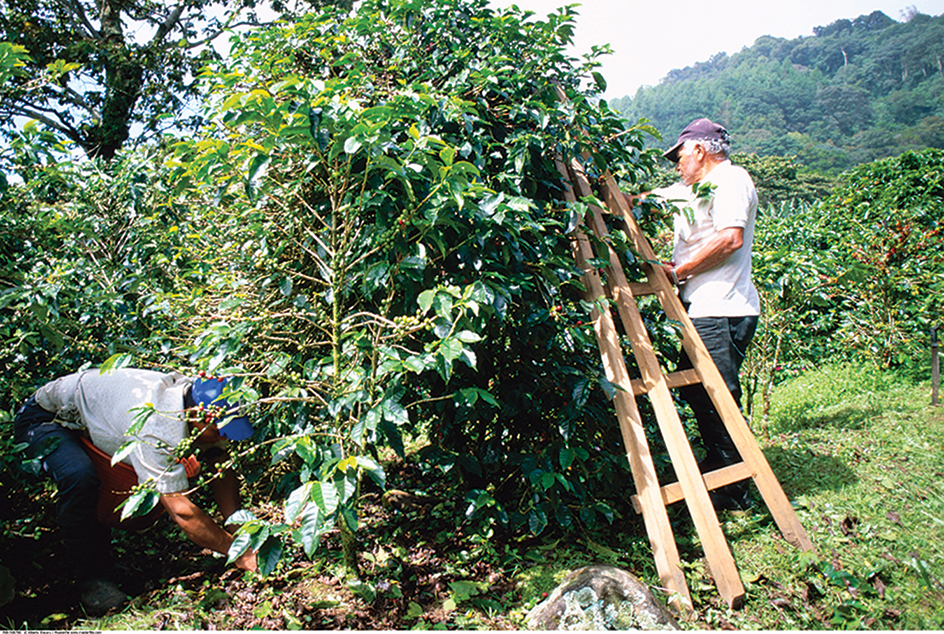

{"left": 554, "top": 155, "right": 814, "bottom": 614}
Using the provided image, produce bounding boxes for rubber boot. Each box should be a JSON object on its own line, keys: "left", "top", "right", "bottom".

{"left": 62, "top": 524, "right": 127, "bottom": 615}
{"left": 708, "top": 445, "right": 752, "bottom": 511}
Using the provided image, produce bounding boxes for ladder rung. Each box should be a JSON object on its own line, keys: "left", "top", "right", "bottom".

{"left": 628, "top": 281, "right": 654, "bottom": 297}
{"left": 630, "top": 462, "right": 756, "bottom": 513}
{"left": 630, "top": 369, "right": 702, "bottom": 396}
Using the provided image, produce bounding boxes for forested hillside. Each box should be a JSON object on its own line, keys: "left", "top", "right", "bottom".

{"left": 613, "top": 9, "right": 944, "bottom": 173}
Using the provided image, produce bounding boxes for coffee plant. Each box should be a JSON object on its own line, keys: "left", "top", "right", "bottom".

{"left": 158, "top": 0, "right": 662, "bottom": 572}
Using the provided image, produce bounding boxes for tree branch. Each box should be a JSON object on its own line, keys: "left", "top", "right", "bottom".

{"left": 54, "top": 0, "right": 101, "bottom": 40}
{"left": 39, "top": 82, "right": 100, "bottom": 117}
{"left": 152, "top": 3, "right": 187, "bottom": 44}
{"left": 184, "top": 20, "right": 266, "bottom": 49}
{"left": 3, "top": 103, "right": 83, "bottom": 145}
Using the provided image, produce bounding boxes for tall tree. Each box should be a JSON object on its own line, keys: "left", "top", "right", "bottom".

{"left": 0, "top": 0, "right": 351, "bottom": 160}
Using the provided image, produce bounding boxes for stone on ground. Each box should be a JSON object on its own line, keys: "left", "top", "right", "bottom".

{"left": 526, "top": 563, "right": 679, "bottom": 630}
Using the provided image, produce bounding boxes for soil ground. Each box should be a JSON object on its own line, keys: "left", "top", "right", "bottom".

{"left": 0, "top": 457, "right": 523, "bottom": 630}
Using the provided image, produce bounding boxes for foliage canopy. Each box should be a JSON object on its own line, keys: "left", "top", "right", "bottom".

{"left": 2, "top": 0, "right": 661, "bottom": 573}
{"left": 0, "top": 0, "right": 351, "bottom": 159}
{"left": 746, "top": 148, "right": 944, "bottom": 393}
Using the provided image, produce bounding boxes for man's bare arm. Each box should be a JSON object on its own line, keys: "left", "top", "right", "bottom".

{"left": 160, "top": 493, "right": 257, "bottom": 571}
{"left": 665, "top": 227, "right": 743, "bottom": 283}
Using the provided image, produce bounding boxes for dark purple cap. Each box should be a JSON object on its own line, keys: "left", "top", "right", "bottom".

{"left": 663, "top": 118, "right": 729, "bottom": 162}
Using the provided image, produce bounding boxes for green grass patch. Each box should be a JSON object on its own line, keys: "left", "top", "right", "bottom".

{"left": 721, "top": 362, "right": 944, "bottom": 630}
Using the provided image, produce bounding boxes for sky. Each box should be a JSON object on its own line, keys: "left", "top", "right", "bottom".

{"left": 487, "top": 0, "right": 944, "bottom": 99}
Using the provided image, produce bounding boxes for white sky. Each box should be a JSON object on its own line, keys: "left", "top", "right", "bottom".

{"left": 488, "top": 0, "right": 944, "bottom": 99}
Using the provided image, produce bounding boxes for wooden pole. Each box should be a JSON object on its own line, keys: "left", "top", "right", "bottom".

{"left": 932, "top": 326, "right": 939, "bottom": 406}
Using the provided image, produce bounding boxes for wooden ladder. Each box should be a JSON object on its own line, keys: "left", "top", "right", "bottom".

{"left": 554, "top": 155, "right": 814, "bottom": 613}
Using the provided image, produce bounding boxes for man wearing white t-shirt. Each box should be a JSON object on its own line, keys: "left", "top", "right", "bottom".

{"left": 13, "top": 368, "right": 258, "bottom": 614}
{"left": 656, "top": 118, "right": 760, "bottom": 510}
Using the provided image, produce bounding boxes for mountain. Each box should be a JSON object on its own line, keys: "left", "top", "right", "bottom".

{"left": 612, "top": 10, "right": 944, "bottom": 174}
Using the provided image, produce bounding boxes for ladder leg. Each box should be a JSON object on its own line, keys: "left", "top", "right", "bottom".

{"left": 568, "top": 161, "right": 745, "bottom": 608}
{"left": 613, "top": 384, "right": 694, "bottom": 614}
{"left": 557, "top": 158, "right": 693, "bottom": 613}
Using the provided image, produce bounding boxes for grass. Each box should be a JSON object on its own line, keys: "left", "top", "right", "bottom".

{"left": 710, "top": 362, "right": 944, "bottom": 629}
{"left": 500, "top": 362, "right": 944, "bottom": 630}
{"left": 7, "top": 362, "right": 944, "bottom": 630}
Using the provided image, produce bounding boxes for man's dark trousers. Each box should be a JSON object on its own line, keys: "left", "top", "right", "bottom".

{"left": 14, "top": 396, "right": 115, "bottom": 577}
{"left": 676, "top": 315, "right": 758, "bottom": 471}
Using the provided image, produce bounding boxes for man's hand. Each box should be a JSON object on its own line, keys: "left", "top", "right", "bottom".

{"left": 622, "top": 192, "right": 642, "bottom": 208}
{"left": 160, "top": 492, "right": 256, "bottom": 572}
{"left": 234, "top": 547, "right": 257, "bottom": 572}
{"left": 661, "top": 261, "right": 683, "bottom": 286}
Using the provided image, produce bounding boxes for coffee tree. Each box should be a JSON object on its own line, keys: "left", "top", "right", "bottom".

{"left": 163, "top": 0, "right": 660, "bottom": 573}
{"left": 822, "top": 148, "right": 944, "bottom": 369}
{"left": 0, "top": 136, "right": 191, "bottom": 405}
{"left": 744, "top": 147, "right": 944, "bottom": 410}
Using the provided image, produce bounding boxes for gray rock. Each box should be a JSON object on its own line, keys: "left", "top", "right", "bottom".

{"left": 526, "top": 563, "right": 680, "bottom": 630}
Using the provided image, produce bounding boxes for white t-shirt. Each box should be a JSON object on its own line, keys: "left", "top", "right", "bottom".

{"left": 35, "top": 368, "right": 192, "bottom": 493}
{"left": 654, "top": 160, "right": 760, "bottom": 318}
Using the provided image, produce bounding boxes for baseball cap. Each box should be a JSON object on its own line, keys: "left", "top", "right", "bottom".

{"left": 663, "top": 118, "right": 729, "bottom": 162}
{"left": 190, "top": 376, "right": 254, "bottom": 440}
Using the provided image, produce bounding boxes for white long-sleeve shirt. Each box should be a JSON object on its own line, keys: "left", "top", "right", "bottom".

{"left": 35, "top": 368, "right": 191, "bottom": 493}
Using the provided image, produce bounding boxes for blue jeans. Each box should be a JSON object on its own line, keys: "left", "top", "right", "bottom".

{"left": 676, "top": 315, "right": 758, "bottom": 468}
{"left": 14, "top": 397, "right": 114, "bottom": 578}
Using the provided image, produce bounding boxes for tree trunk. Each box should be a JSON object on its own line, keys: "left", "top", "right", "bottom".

{"left": 338, "top": 518, "right": 360, "bottom": 578}
{"left": 87, "top": 44, "right": 142, "bottom": 160}
{"left": 84, "top": 0, "right": 143, "bottom": 160}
